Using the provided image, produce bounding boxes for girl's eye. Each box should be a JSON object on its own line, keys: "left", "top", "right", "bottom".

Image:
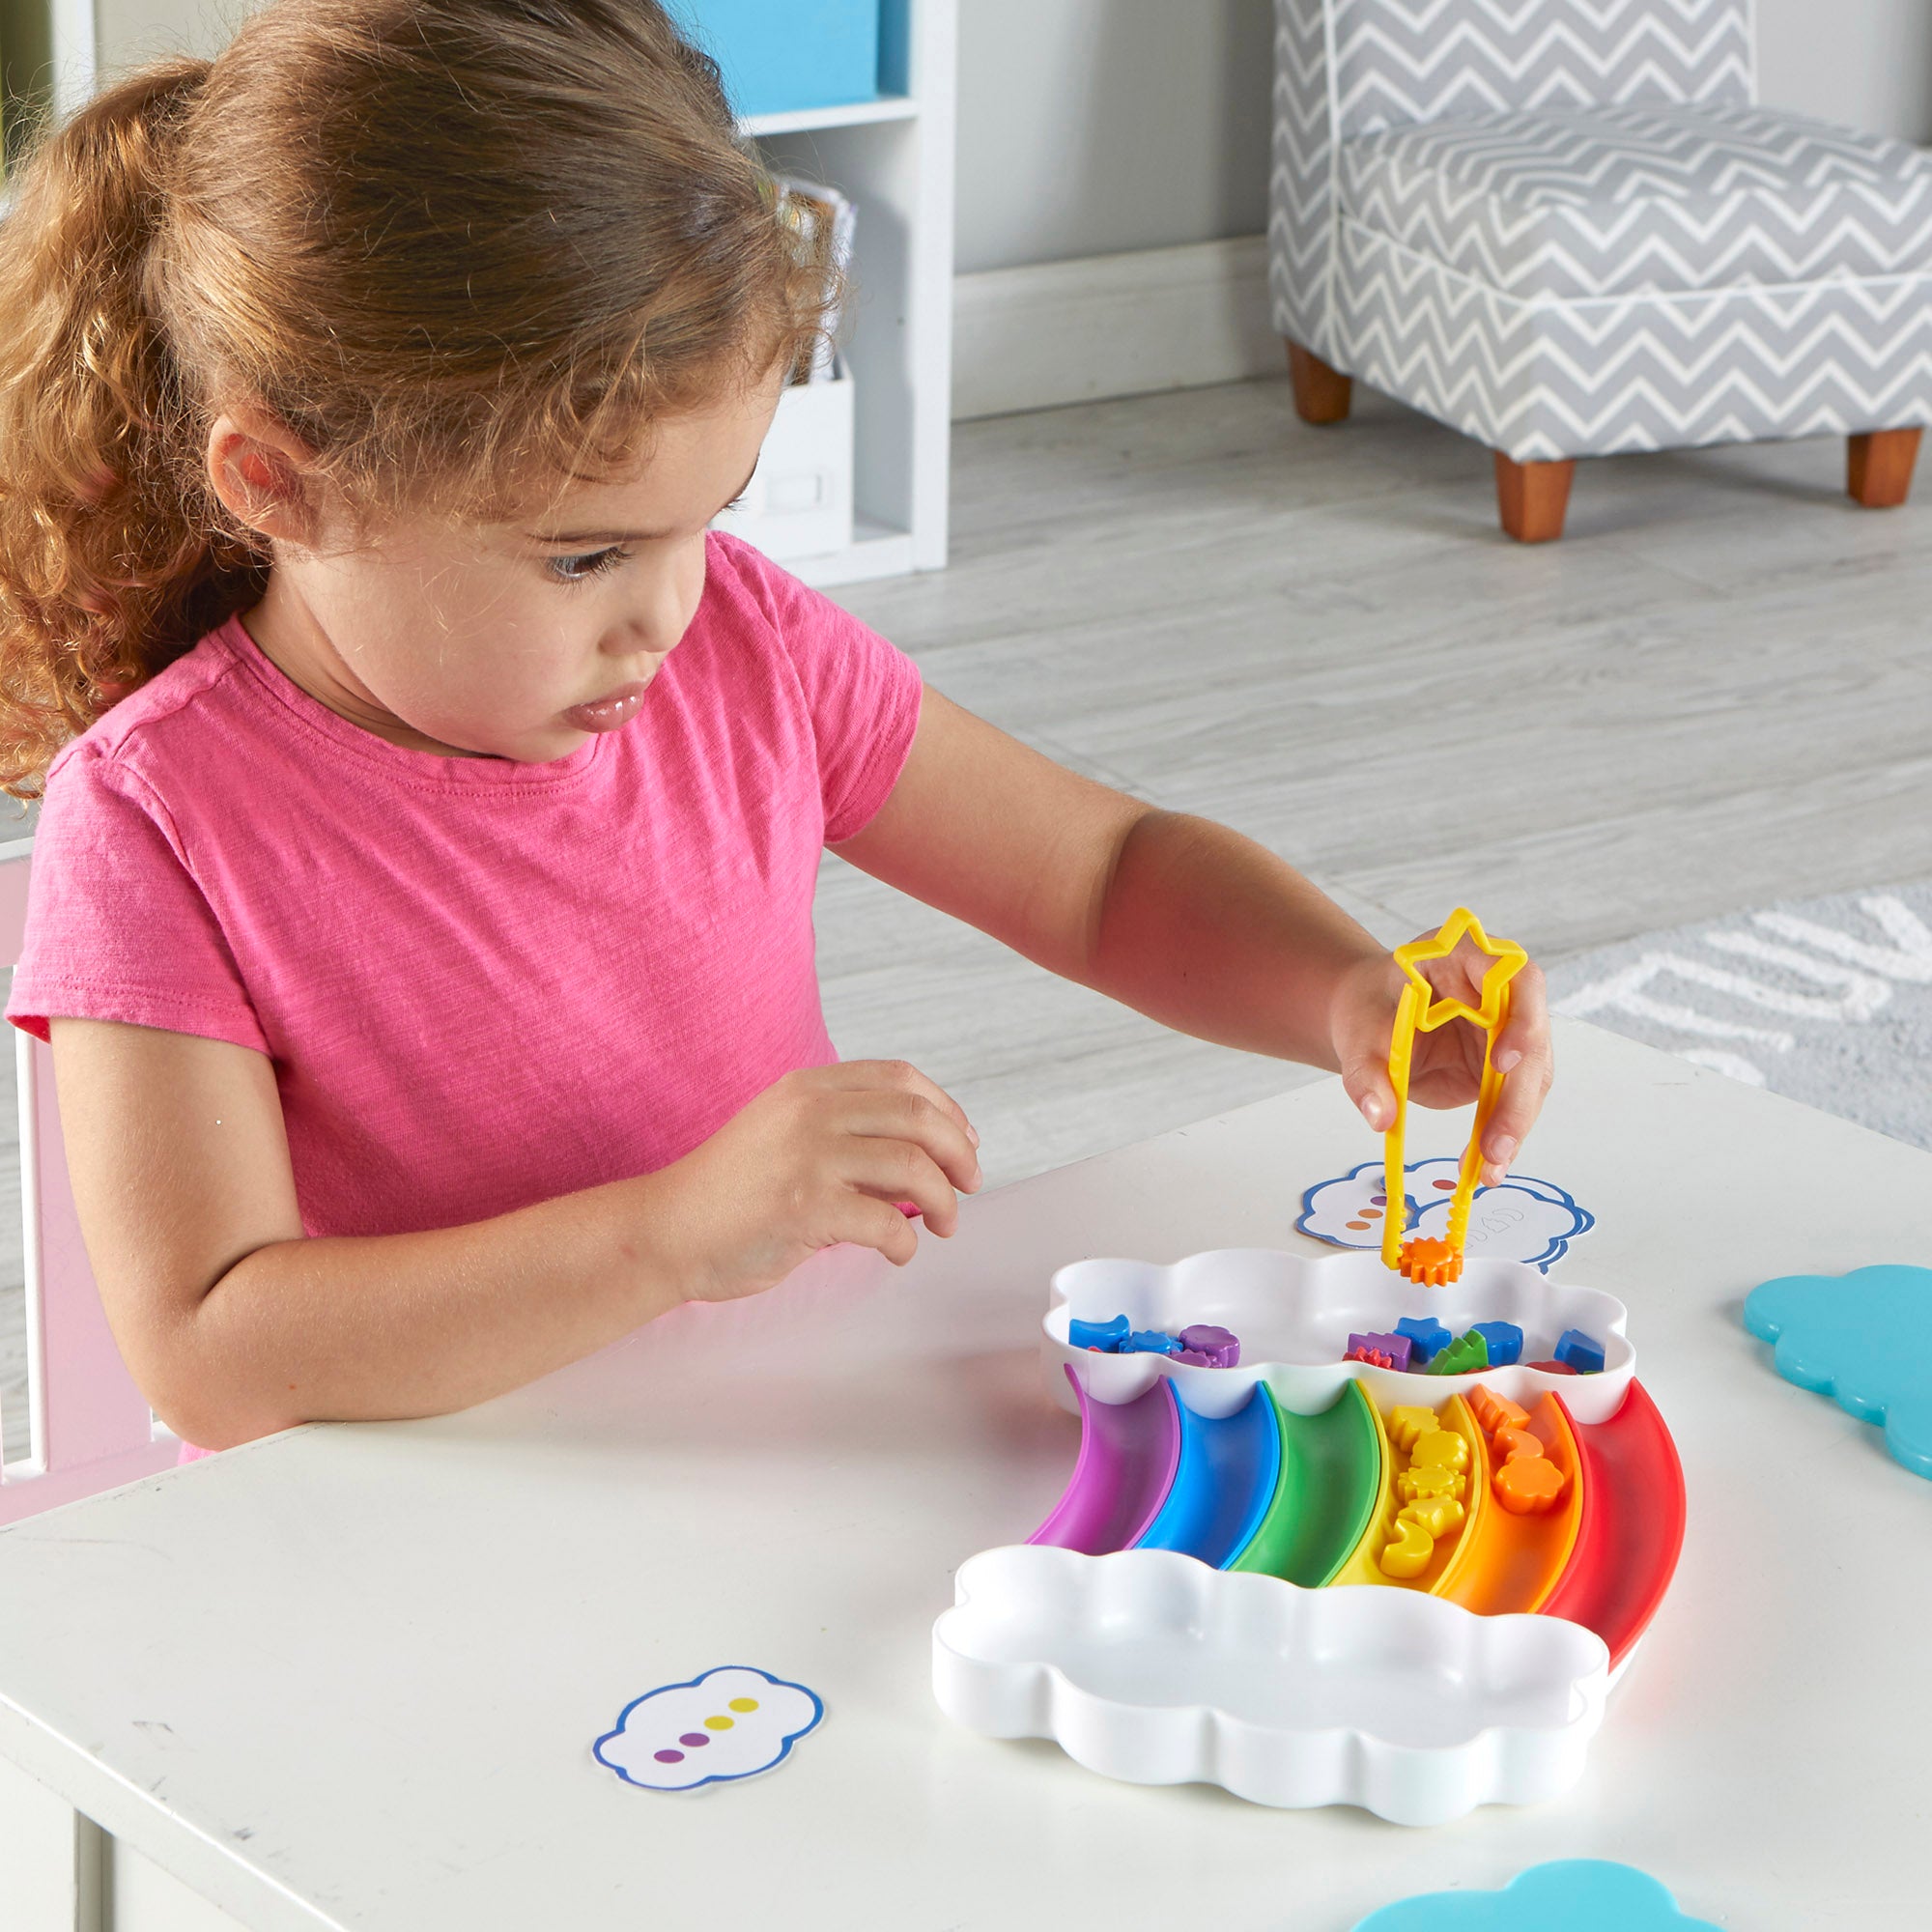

{"left": 547, "top": 545, "right": 632, "bottom": 584}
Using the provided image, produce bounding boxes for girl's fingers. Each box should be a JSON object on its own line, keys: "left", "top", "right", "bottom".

{"left": 828, "top": 1059, "right": 980, "bottom": 1151}
{"left": 845, "top": 1138, "right": 961, "bottom": 1237}
{"left": 1342, "top": 1056, "right": 1398, "bottom": 1133}
{"left": 1330, "top": 967, "right": 1401, "bottom": 1131}
{"left": 840, "top": 1191, "right": 923, "bottom": 1266}
{"left": 830, "top": 1090, "right": 981, "bottom": 1193}
{"left": 1480, "top": 965, "right": 1553, "bottom": 1181}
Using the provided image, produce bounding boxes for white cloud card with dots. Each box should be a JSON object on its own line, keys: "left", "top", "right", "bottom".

{"left": 594, "top": 1665, "right": 824, "bottom": 1792}
{"left": 1298, "top": 1157, "right": 1595, "bottom": 1272}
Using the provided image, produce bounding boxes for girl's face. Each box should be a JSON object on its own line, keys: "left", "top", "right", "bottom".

{"left": 217, "top": 370, "right": 783, "bottom": 764}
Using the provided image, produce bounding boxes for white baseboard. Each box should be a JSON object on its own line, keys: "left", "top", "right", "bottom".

{"left": 952, "top": 234, "right": 1278, "bottom": 421}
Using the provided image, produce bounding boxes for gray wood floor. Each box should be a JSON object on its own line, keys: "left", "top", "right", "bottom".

{"left": 7, "top": 372, "right": 1931, "bottom": 1463}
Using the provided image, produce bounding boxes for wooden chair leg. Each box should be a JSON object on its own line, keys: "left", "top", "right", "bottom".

{"left": 1286, "top": 341, "right": 1351, "bottom": 425}
{"left": 1494, "top": 451, "right": 1576, "bottom": 543}
{"left": 1847, "top": 428, "right": 1921, "bottom": 508}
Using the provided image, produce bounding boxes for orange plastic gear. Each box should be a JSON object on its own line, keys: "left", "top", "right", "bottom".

{"left": 1398, "top": 1236, "right": 1463, "bottom": 1287}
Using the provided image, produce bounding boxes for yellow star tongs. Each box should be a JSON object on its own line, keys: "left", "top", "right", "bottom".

{"left": 1381, "top": 908, "right": 1529, "bottom": 1286}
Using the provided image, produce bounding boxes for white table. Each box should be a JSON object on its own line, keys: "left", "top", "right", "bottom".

{"left": 2, "top": 1018, "right": 1927, "bottom": 1932}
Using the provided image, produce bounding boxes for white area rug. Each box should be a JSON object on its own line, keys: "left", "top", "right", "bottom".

{"left": 1546, "top": 880, "right": 1932, "bottom": 1150}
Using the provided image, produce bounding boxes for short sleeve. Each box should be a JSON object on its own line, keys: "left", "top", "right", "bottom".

{"left": 719, "top": 535, "right": 923, "bottom": 844}
{"left": 5, "top": 745, "right": 270, "bottom": 1054}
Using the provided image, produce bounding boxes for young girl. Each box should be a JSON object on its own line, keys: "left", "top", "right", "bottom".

{"left": 0, "top": 0, "right": 1550, "bottom": 1456}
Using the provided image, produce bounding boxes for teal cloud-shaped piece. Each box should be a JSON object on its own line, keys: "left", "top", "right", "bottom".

{"left": 1743, "top": 1264, "right": 1932, "bottom": 1479}
{"left": 1354, "top": 1860, "right": 1719, "bottom": 1930}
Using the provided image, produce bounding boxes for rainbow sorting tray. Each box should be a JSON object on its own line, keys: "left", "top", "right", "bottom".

{"left": 934, "top": 1249, "right": 1685, "bottom": 1824}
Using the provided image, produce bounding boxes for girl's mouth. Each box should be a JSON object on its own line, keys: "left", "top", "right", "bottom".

{"left": 561, "top": 680, "right": 651, "bottom": 733}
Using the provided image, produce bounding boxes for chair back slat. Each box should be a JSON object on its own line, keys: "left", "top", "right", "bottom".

{"left": 1330, "top": 0, "right": 1754, "bottom": 138}
{"left": 17, "top": 1034, "right": 159, "bottom": 1471}
{"left": 2, "top": 845, "right": 175, "bottom": 1518}
{"left": 0, "top": 837, "right": 31, "bottom": 971}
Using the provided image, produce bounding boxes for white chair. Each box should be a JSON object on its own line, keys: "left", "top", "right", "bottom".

{"left": 0, "top": 839, "right": 178, "bottom": 1525}
{"left": 1271, "top": 0, "right": 1932, "bottom": 539}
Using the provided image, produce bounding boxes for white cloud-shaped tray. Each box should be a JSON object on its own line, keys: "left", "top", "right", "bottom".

{"left": 1046, "top": 1248, "right": 1632, "bottom": 1423}
{"left": 933, "top": 1545, "right": 1609, "bottom": 1826}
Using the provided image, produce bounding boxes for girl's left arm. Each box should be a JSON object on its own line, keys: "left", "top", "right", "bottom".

{"left": 835, "top": 691, "right": 1552, "bottom": 1183}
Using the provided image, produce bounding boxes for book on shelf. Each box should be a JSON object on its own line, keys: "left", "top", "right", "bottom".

{"left": 775, "top": 176, "right": 855, "bottom": 385}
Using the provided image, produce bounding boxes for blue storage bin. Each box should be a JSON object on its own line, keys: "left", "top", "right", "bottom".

{"left": 669, "top": 1, "right": 882, "bottom": 121}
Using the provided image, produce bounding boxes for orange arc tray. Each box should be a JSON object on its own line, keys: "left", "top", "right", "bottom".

{"left": 1435, "top": 1390, "right": 1583, "bottom": 1617}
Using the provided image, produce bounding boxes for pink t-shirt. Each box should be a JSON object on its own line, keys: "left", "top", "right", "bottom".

{"left": 7, "top": 532, "right": 923, "bottom": 1245}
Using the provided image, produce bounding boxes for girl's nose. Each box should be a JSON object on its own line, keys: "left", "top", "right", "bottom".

{"left": 609, "top": 579, "right": 687, "bottom": 660}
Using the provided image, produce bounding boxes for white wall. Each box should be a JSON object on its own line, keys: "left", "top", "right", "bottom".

{"left": 1756, "top": 0, "right": 1932, "bottom": 144}
{"left": 953, "top": 0, "right": 1932, "bottom": 276}
{"left": 95, "top": 0, "right": 235, "bottom": 70}
{"left": 952, "top": 0, "right": 1272, "bottom": 274}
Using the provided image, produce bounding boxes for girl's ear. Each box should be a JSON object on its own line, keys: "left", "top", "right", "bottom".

{"left": 204, "top": 402, "right": 325, "bottom": 549}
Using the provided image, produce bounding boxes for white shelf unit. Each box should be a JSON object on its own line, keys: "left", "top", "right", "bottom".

{"left": 738, "top": 0, "right": 954, "bottom": 587}
{"left": 741, "top": 94, "right": 919, "bottom": 139}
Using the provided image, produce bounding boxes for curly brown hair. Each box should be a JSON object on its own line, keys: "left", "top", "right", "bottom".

{"left": 0, "top": 0, "right": 829, "bottom": 799}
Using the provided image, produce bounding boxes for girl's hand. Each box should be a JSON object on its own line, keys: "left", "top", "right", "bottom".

{"left": 652, "top": 1060, "right": 983, "bottom": 1302}
{"left": 1328, "top": 939, "right": 1553, "bottom": 1186}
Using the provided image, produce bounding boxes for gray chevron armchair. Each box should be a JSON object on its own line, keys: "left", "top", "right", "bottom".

{"left": 1270, "top": 0, "right": 1932, "bottom": 540}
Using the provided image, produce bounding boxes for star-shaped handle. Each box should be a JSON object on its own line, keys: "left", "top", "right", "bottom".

{"left": 1380, "top": 908, "right": 1529, "bottom": 1282}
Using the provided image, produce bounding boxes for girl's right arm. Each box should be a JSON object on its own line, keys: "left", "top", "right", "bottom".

{"left": 48, "top": 1019, "right": 980, "bottom": 1449}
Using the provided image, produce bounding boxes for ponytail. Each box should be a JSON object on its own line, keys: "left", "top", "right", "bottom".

{"left": 0, "top": 1, "right": 829, "bottom": 800}
{"left": 0, "top": 59, "right": 267, "bottom": 798}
